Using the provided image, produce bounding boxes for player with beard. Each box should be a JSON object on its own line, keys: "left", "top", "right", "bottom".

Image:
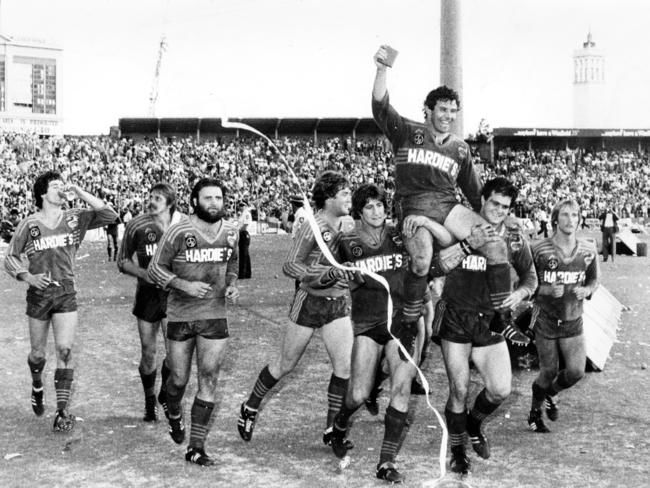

{"left": 4, "top": 171, "right": 118, "bottom": 431}
{"left": 238, "top": 171, "right": 356, "bottom": 446}
{"left": 117, "top": 183, "right": 186, "bottom": 422}
{"left": 148, "top": 178, "right": 240, "bottom": 466}
{"left": 527, "top": 199, "right": 599, "bottom": 433}
{"left": 372, "top": 46, "right": 530, "bottom": 351}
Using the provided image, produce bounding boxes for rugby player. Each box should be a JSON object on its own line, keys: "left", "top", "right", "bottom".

{"left": 372, "top": 46, "right": 529, "bottom": 348}
{"left": 117, "top": 183, "right": 184, "bottom": 422}
{"left": 148, "top": 178, "right": 240, "bottom": 466}
{"left": 328, "top": 183, "right": 427, "bottom": 483}
{"left": 434, "top": 177, "right": 537, "bottom": 475}
{"left": 238, "top": 171, "right": 356, "bottom": 446}
{"left": 4, "top": 171, "right": 118, "bottom": 431}
{"left": 527, "top": 199, "right": 599, "bottom": 433}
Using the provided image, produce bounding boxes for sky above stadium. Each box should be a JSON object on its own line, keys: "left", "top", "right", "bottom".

{"left": 3, "top": 0, "right": 650, "bottom": 135}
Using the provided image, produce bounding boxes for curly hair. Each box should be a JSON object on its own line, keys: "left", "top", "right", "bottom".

{"left": 424, "top": 85, "right": 461, "bottom": 111}
{"left": 33, "top": 171, "right": 62, "bottom": 209}
{"left": 352, "top": 183, "right": 387, "bottom": 219}
{"left": 311, "top": 171, "right": 349, "bottom": 210}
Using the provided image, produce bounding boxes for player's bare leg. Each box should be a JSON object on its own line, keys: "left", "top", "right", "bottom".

{"left": 50, "top": 312, "right": 77, "bottom": 431}
{"left": 165, "top": 337, "right": 195, "bottom": 444}
{"left": 157, "top": 318, "right": 171, "bottom": 419}
{"left": 441, "top": 340, "right": 472, "bottom": 474}
{"left": 239, "top": 322, "right": 314, "bottom": 441}
{"left": 531, "top": 334, "right": 586, "bottom": 429}
{"left": 529, "top": 335, "right": 558, "bottom": 432}
{"left": 185, "top": 336, "right": 229, "bottom": 466}
{"left": 27, "top": 318, "right": 50, "bottom": 417}
{"left": 469, "top": 341, "right": 512, "bottom": 458}
{"left": 321, "top": 316, "right": 353, "bottom": 442}
{"left": 137, "top": 319, "right": 163, "bottom": 421}
{"left": 330, "top": 335, "right": 382, "bottom": 457}
{"left": 375, "top": 330, "right": 422, "bottom": 483}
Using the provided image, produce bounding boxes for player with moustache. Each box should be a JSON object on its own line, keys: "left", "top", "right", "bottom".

{"left": 434, "top": 177, "right": 537, "bottom": 475}
{"left": 117, "top": 183, "right": 186, "bottom": 422}
{"left": 527, "top": 199, "right": 599, "bottom": 433}
{"left": 371, "top": 45, "right": 530, "bottom": 352}
{"left": 148, "top": 178, "right": 240, "bottom": 466}
{"left": 238, "top": 171, "right": 357, "bottom": 446}
{"left": 4, "top": 171, "right": 118, "bottom": 431}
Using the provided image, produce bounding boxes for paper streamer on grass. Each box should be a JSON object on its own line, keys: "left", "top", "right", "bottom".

{"left": 222, "top": 118, "right": 463, "bottom": 487}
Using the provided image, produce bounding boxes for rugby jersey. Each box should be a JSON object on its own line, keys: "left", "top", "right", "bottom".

{"left": 147, "top": 218, "right": 239, "bottom": 321}
{"left": 5, "top": 206, "right": 118, "bottom": 284}
{"left": 339, "top": 221, "right": 407, "bottom": 333}
{"left": 532, "top": 237, "right": 599, "bottom": 321}
{"left": 442, "top": 224, "right": 537, "bottom": 314}
{"left": 117, "top": 211, "right": 186, "bottom": 285}
{"left": 283, "top": 212, "right": 350, "bottom": 298}
{"left": 372, "top": 92, "right": 482, "bottom": 211}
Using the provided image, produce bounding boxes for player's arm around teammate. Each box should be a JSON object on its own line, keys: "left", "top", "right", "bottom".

{"left": 4, "top": 171, "right": 117, "bottom": 431}
{"left": 238, "top": 171, "right": 355, "bottom": 446}
{"left": 147, "top": 178, "right": 239, "bottom": 466}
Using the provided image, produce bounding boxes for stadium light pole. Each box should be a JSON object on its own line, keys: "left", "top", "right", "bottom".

{"left": 440, "top": 0, "right": 463, "bottom": 138}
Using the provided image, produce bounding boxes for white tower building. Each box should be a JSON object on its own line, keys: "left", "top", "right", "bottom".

{"left": 573, "top": 32, "right": 606, "bottom": 129}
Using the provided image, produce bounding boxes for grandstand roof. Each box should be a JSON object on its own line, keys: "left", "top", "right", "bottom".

{"left": 119, "top": 117, "right": 382, "bottom": 138}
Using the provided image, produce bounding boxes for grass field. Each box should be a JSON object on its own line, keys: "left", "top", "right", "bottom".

{"left": 1, "top": 232, "right": 648, "bottom": 488}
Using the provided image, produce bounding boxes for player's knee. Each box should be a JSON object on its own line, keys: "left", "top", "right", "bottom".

{"left": 390, "top": 379, "right": 412, "bottom": 404}
{"left": 198, "top": 369, "right": 219, "bottom": 393}
{"left": 479, "top": 238, "right": 508, "bottom": 264}
{"left": 348, "top": 385, "right": 369, "bottom": 407}
{"left": 539, "top": 366, "right": 558, "bottom": 384}
{"left": 56, "top": 346, "right": 73, "bottom": 365}
{"left": 565, "top": 368, "right": 585, "bottom": 387}
{"left": 448, "top": 381, "right": 468, "bottom": 404}
{"left": 410, "top": 258, "right": 430, "bottom": 277}
{"left": 29, "top": 349, "right": 46, "bottom": 363}
{"left": 487, "top": 384, "right": 511, "bottom": 403}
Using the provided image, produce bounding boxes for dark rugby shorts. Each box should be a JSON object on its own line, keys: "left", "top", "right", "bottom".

{"left": 289, "top": 289, "right": 348, "bottom": 329}
{"left": 26, "top": 281, "right": 77, "bottom": 320}
{"left": 395, "top": 194, "right": 459, "bottom": 227}
{"left": 438, "top": 301, "right": 504, "bottom": 347}
{"left": 167, "top": 319, "right": 229, "bottom": 341}
{"left": 357, "top": 322, "right": 392, "bottom": 345}
{"left": 531, "top": 305, "right": 583, "bottom": 340}
{"left": 357, "top": 318, "right": 419, "bottom": 361}
{"left": 132, "top": 283, "right": 168, "bottom": 323}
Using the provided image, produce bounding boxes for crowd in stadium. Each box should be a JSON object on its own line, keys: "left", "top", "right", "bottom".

{"left": 1, "top": 130, "right": 649, "bottom": 226}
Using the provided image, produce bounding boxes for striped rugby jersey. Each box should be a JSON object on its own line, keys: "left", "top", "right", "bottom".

{"left": 5, "top": 206, "right": 118, "bottom": 284}
{"left": 339, "top": 221, "right": 407, "bottom": 333}
{"left": 282, "top": 212, "right": 350, "bottom": 298}
{"left": 372, "top": 93, "right": 482, "bottom": 211}
{"left": 531, "top": 237, "right": 599, "bottom": 321}
{"left": 147, "top": 218, "right": 239, "bottom": 321}
{"left": 117, "top": 211, "right": 186, "bottom": 285}
{"left": 442, "top": 224, "right": 537, "bottom": 314}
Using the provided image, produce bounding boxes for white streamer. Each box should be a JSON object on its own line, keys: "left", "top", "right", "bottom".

{"left": 222, "top": 118, "right": 469, "bottom": 487}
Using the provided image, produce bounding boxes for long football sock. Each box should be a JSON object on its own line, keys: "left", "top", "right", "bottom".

{"left": 189, "top": 397, "right": 215, "bottom": 450}
{"left": 246, "top": 365, "right": 279, "bottom": 410}
{"left": 54, "top": 368, "right": 74, "bottom": 412}
{"left": 326, "top": 374, "right": 349, "bottom": 428}
{"left": 379, "top": 406, "right": 408, "bottom": 465}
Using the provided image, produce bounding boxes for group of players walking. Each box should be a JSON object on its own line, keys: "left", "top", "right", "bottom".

{"left": 4, "top": 46, "right": 599, "bottom": 483}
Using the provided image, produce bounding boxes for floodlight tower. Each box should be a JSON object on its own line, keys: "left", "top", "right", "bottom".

{"left": 148, "top": 34, "right": 167, "bottom": 117}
